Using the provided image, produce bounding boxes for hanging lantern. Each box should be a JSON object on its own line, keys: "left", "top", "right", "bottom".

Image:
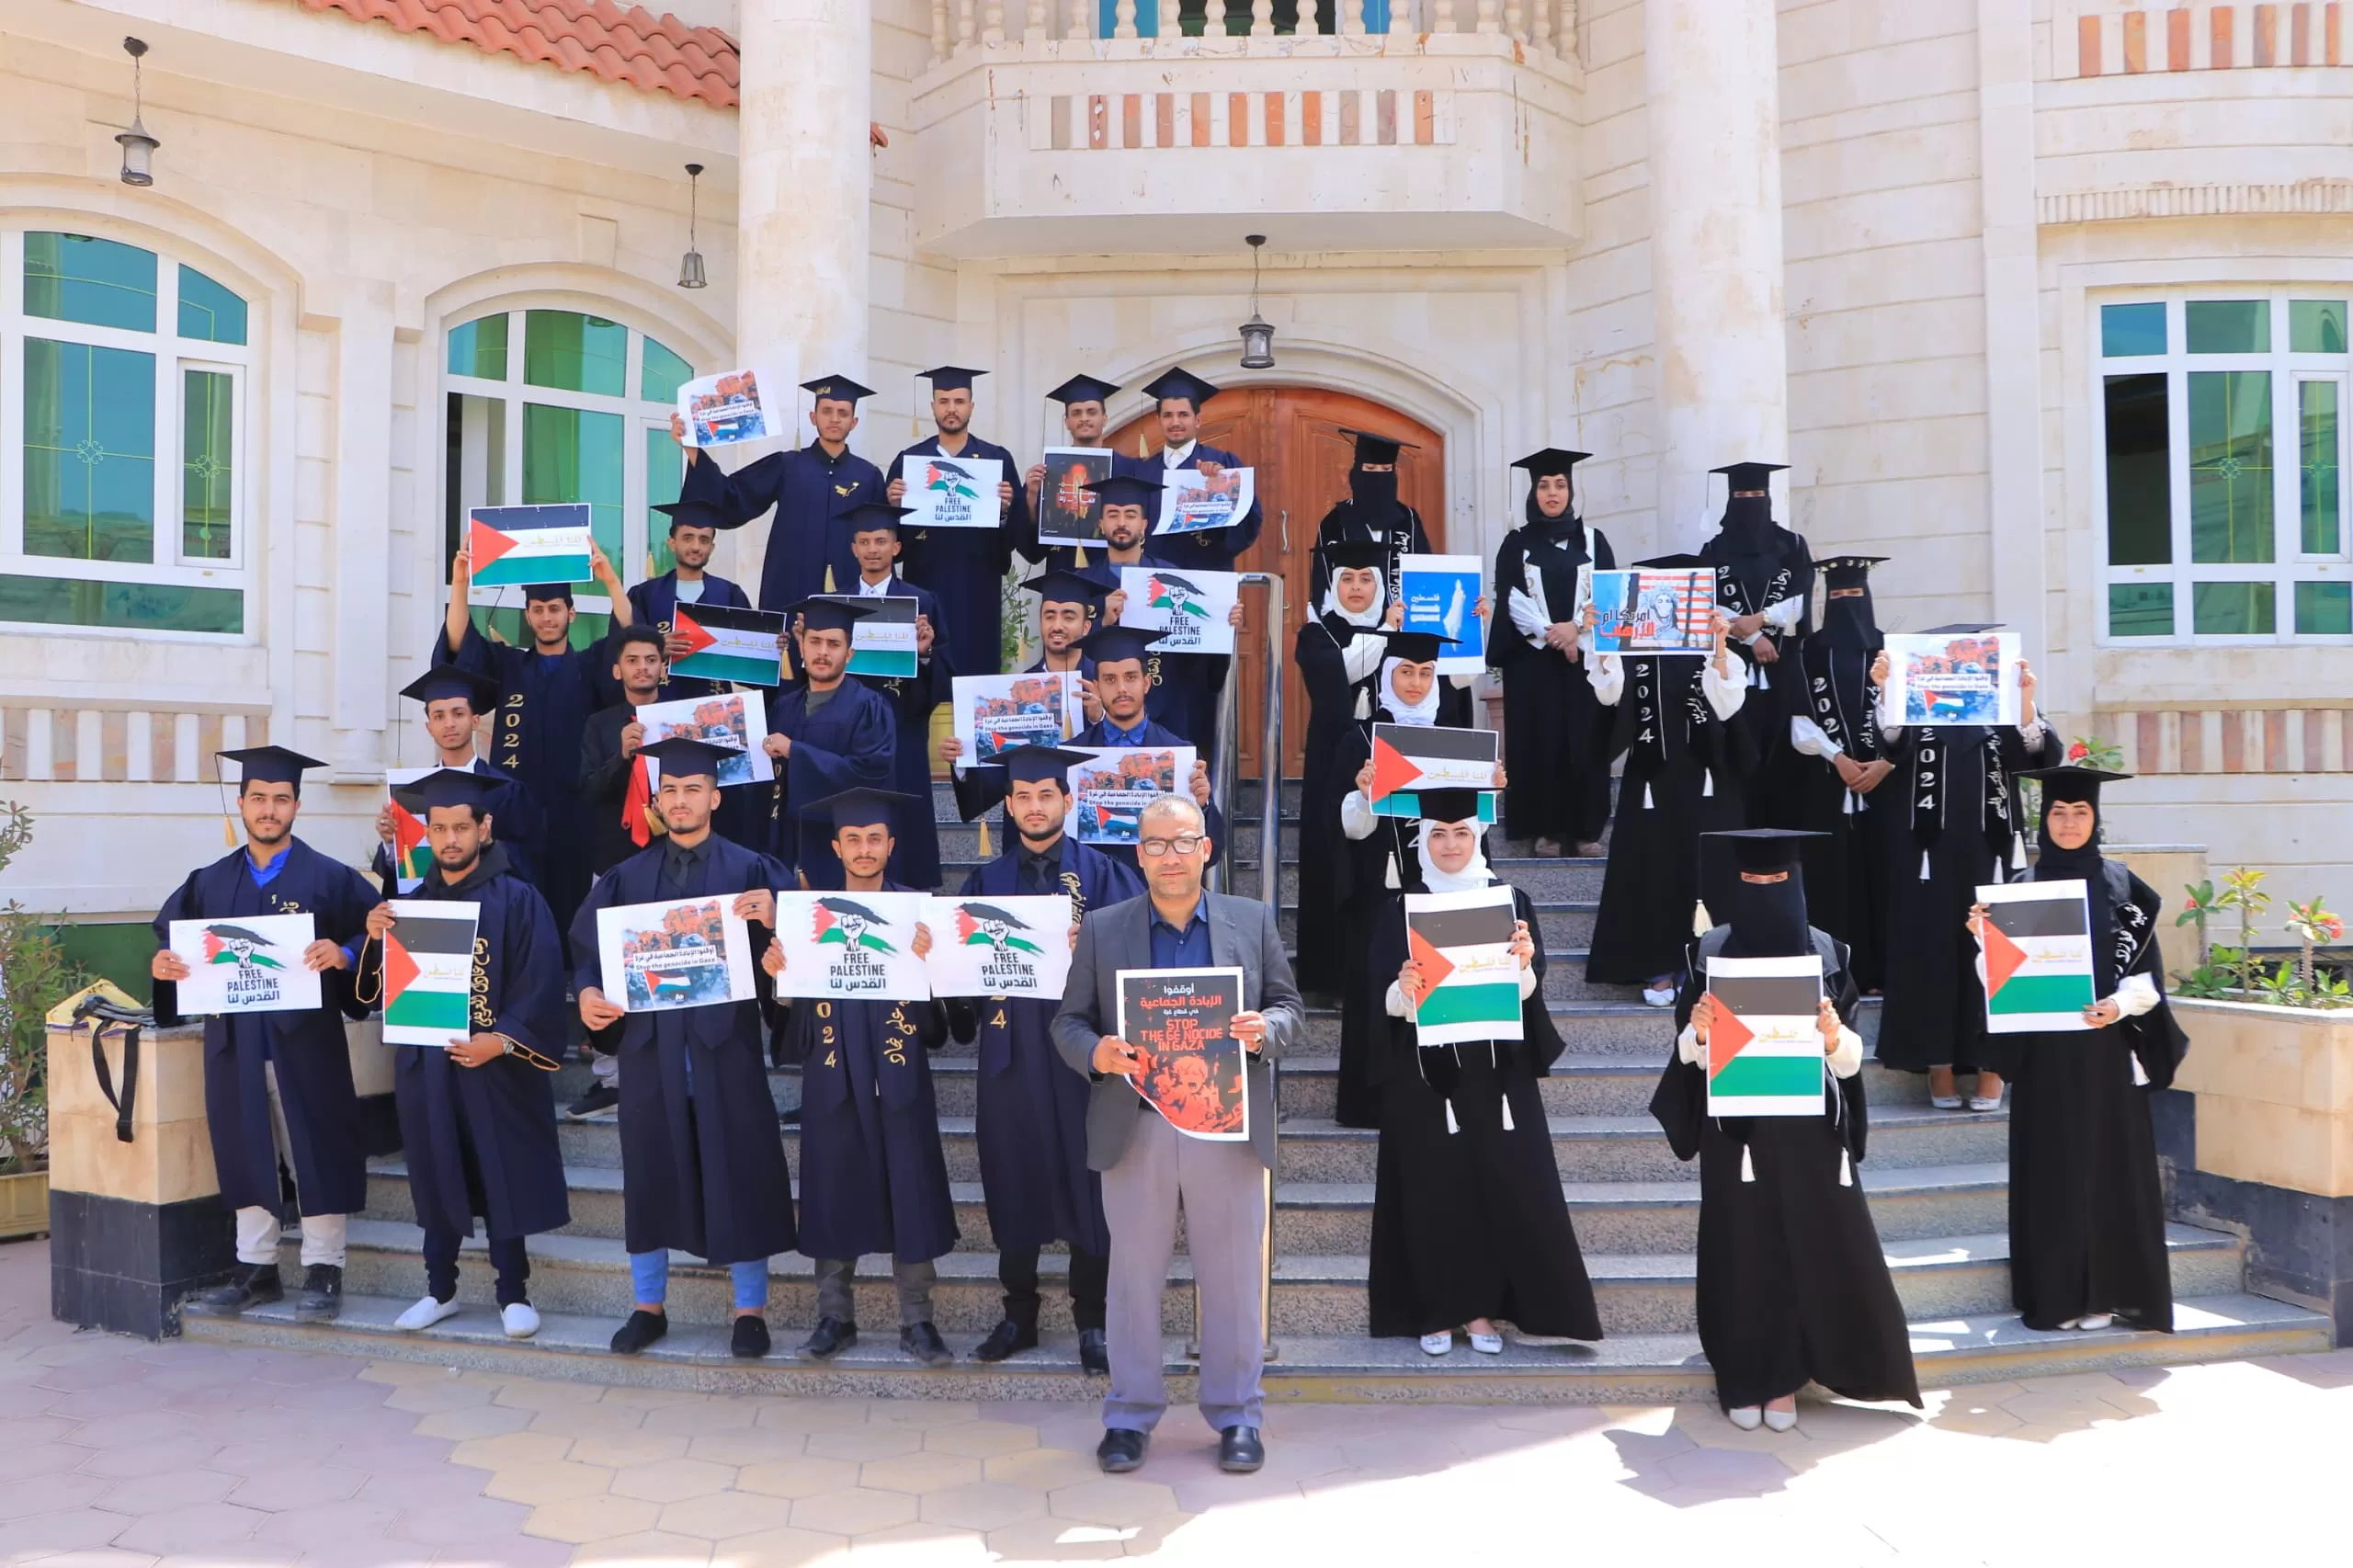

{"left": 678, "top": 163, "right": 709, "bottom": 290}
{"left": 116, "top": 38, "right": 159, "bottom": 188}
{"left": 1237, "top": 234, "right": 1275, "bottom": 370}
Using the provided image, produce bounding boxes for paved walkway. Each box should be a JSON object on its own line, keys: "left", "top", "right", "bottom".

{"left": 4, "top": 1237, "right": 2348, "bottom": 1565}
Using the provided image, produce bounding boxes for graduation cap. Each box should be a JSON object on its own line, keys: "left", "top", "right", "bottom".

{"left": 1374, "top": 629, "right": 1459, "bottom": 665}
{"left": 2016, "top": 764, "right": 2132, "bottom": 807}
{"left": 1046, "top": 373, "right": 1120, "bottom": 407}
{"left": 1705, "top": 827, "right": 1825, "bottom": 877}
{"left": 1415, "top": 787, "right": 1486, "bottom": 825}
{"left": 217, "top": 745, "right": 326, "bottom": 788}
{"left": 1633, "top": 552, "right": 1709, "bottom": 571}
{"left": 1089, "top": 473, "right": 1163, "bottom": 511}
{"left": 398, "top": 667, "right": 499, "bottom": 712}
{"left": 635, "top": 733, "right": 743, "bottom": 781}
{"left": 652, "top": 498, "right": 743, "bottom": 534}
{"left": 1339, "top": 427, "right": 1418, "bottom": 466}
{"left": 1021, "top": 567, "right": 1108, "bottom": 608}
{"left": 1002, "top": 744, "right": 1097, "bottom": 787}
{"left": 1818, "top": 555, "right": 1888, "bottom": 590}
{"left": 1319, "top": 538, "right": 1390, "bottom": 573}
{"left": 840, "top": 501, "right": 916, "bottom": 535}
{"left": 782, "top": 597, "right": 880, "bottom": 635}
{"left": 1078, "top": 624, "right": 1159, "bottom": 668}
{"left": 919, "top": 365, "right": 987, "bottom": 392}
{"left": 1140, "top": 367, "right": 1220, "bottom": 409}
{"left": 410, "top": 767, "right": 506, "bottom": 812}
{"left": 1511, "top": 447, "right": 1593, "bottom": 480}
{"left": 1711, "top": 460, "right": 1789, "bottom": 491}
{"left": 522, "top": 583, "right": 574, "bottom": 606}
{"left": 801, "top": 785, "right": 919, "bottom": 831}
{"left": 801, "top": 373, "right": 876, "bottom": 406}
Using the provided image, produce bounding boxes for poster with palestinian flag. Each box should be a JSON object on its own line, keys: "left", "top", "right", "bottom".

{"left": 1368, "top": 723, "right": 1500, "bottom": 822}
{"left": 668, "top": 603, "right": 785, "bottom": 687}
{"left": 464, "top": 504, "right": 595, "bottom": 590}
{"left": 770, "top": 890, "right": 931, "bottom": 999}
{"left": 899, "top": 453, "right": 1003, "bottom": 530}
{"left": 1402, "top": 885, "right": 1525, "bottom": 1047}
{"left": 1065, "top": 745, "right": 1194, "bottom": 846}
{"left": 817, "top": 594, "right": 920, "bottom": 679}
{"left": 166, "top": 914, "right": 321, "bottom": 1016}
{"left": 596, "top": 896, "right": 755, "bottom": 1013}
{"left": 1976, "top": 880, "right": 2097, "bottom": 1032}
{"left": 385, "top": 767, "right": 437, "bottom": 893}
{"left": 1117, "top": 566, "right": 1239, "bottom": 654}
{"left": 1703, "top": 954, "right": 1827, "bottom": 1118}
{"left": 952, "top": 671, "right": 1082, "bottom": 762}
{"left": 378, "top": 901, "right": 479, "bottom": 1046}
{"left": 925, "top": 894, "right": 1074, "bottom": 998}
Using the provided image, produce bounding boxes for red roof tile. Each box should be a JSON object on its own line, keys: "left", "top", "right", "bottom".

{"left": 287, "top": 0, "right": 739, "bottom": 108}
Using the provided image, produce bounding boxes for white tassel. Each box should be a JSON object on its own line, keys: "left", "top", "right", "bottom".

{"left": 1643, "top": 779, "right": 1654, "bottom": 809}
{"left": 1354, "top": 688, "right": 1370, "bottom": 720}
{"left": 1919, "top": 849, "right": 1931, "bottom": 881}
{"left": 1692, "top": 901, "right": 1711, "bottom": 937}
{"left": 1384, "top": 852, "right": 1400, "bottom": 890}
{"left": 1702, "top": 772, "right": 1714, "bottom": 797}
{"left": 2011, "top": 834, "right": 2027, "bottom": 869}
{"left": 1501, "top": 1095, "right": 1515, "bottom": 1131}
{"left": 1740, "top": 1143, "right": 1756, "bottom": 1183}
{"left": 1838, "top": 1147, "right": 1853, "bottom": 1187}
{"left": 1446, "top": 1100, "right": 1460, "bottom": 1135}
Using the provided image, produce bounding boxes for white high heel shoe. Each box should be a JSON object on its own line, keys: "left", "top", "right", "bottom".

{"left": 1727, "top": 1406, "right": 1763, "bottom": 1431}
{"left": 2073, "top": 1312, "right": 2115, "bottom": 1332}
{"left": 1420, "top": 1331, "right": 1453, "bottom": 1356}
{"left": 1762, "top": 1405, "right": 1798, "bottom": 1433}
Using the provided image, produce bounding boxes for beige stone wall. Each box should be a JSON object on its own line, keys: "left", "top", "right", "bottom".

{"left": 2172, "top": 1000, "right": 2353, "bottom": 1199}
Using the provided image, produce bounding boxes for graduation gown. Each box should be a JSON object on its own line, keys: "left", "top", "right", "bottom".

{"left": 1586, "top": 658, "right": 1753, "bottom": 985}
{"left": 764, "top": 678, "right": 897, "bottom": 885}
{"left": 363, "top": 846, "right": 570, "bottom": 1242}
{"left": 1310, "top": 497, "right": 1432, "bottom": 604}
{"left": 1791, "top": 634, "right": 1889, "bottom": 991}
{"left": 895, "top": 433, "right": 1029, "bottom": 681}
{"left": 1700, "top": 529, "right": 1813, "bottom": 830}
{"left": 2004, "top": 860, "right": 2188, "bottom": 1332}
{"left": 780, "top": 880, "right": 957, "bottom": 1262}
{"left": 1292, "top": 612, "right": 1384, "bottom": 996}
{"left": 568, "top": 834, "right": 798, "bottom": 1265}
{"left": 1652, "top": 927, "right": 1922, "bottom": 1411}
{"left": 1062, "top": 712, "right": 1227, "bottom": 879}
{"left": 152, "top": 839, "right": 379, "bottom": 1216}
{"left": 846, "top": 580, "right": 951, "bottom": 890}
{"left": 628, "top": 570, "right": 753, "bottom": 703}
{"left": 1488, "top": 517, "right": 1617, "bottom": 846}
{"left": 945, "top": 836, "right": 1142, "bottom": 1257}
{"left": 370, "top": 757, "right": 541, "bottom": 894}
{"left": 1327, "top": 710, "right": 1432, "bottom": 1128}
{"left": 679, "top": 441, "right": 887, "bottom": 612}
{"left": 1364, "top": 885, "right": 1599, "bottom": 1340}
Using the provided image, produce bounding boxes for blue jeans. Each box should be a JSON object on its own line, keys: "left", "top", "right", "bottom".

{"left": 629, "top": 1251, "right": 768, "bottom": 1312}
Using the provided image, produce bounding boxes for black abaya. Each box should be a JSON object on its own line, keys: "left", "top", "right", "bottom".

{"left": 1488, "top": 517, "right": 1616, "bottom": 847}
{"left": 1328, "top": 712, "right": 1429, "bottom": 1127}
{"left": 1294, "top": 613, "right": 1382, "bottom": 998}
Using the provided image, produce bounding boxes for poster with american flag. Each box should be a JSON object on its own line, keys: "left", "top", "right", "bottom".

{"left": 1588, "top": 569, "right": 1715, "bottom": 655}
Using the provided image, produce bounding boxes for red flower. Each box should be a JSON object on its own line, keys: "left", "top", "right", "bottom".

{"left": 2065, "top": 740, "right": 2090, "bottom": 762}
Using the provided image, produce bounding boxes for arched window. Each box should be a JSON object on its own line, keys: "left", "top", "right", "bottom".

{"left": 443, "top": 308, "right": 692, "bottom": 647}
{"left": 0, "top": 230, "right": 253, "bottom": 636}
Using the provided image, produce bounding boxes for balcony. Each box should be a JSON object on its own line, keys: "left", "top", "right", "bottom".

{"left": 908, "top": 10, "right": 1584, "bottom": 257}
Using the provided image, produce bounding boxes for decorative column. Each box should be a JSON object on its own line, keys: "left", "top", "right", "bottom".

{"left": 329, "top": 278, "right": 393, "bottom": 781}
{"left": 734, "top": 0, "right": 872, "bottom": 585}
{"left": 1643, "top": 0, "right": 1790, "bottom": 546}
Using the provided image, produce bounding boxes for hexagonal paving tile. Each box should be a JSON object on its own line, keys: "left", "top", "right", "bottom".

{"left": 686, "top": 1428, "right": 812, "bottom": 1467}
{"left": 656, "top": 1488, "right": 801, "bottom": 1540}
{"left": 418, "top": 1404, "right": 539, "bottom": 1444}
{"left": 706, "top": 1524, "right": 846, "bottom": 1565}
{"left": 735, "top": 1455, "right": 864, "bottom": 1501}
{"left": 449, "top": 1431, "right": 574, "bottom": 1471}
{"left": 983, "top": 1515, "right": 1130, "bottom": 1562}
{"left": 572, "top": 1428, "right": 696, "bottom": 1469}
{"left": 109, "top": 1499, "right": 268, "bottom": 1555}
{"left": 921, "top": 1480, "right": 1050, "bottom": 1532}
{"left": 481, "top": 1460, "right": 620, "bottom": 1506}
{"left": 93, "top": 1466, "right": 239, "bottom": 1515}
{"left": 0, "top": 1470, "right": 111, "bottom": 1519}
{"left": 922, "top": 1419, "right": 1039, "bottom": 1460}
{"left": 1046, "top": 1477, "right": 1182, "bottom": 1528}
{"left": 981, "top": 1447, "right": 1106, "bottom": 1491}
{"left": 851, "top": 1520, "right": 992, "bottom": 1559}
{"left": 803, "top": 1425, "right": 925, "bottom": 1463}
{"left": 858, "top": 1449, "right": 983, "bottom": 1495}
{"left": 572, "top": 1527, "right": 718, "bottom": 1563}
{"left": 522, "top": 1491, "right": 666, "bottom": 1545}
{"left": 786, "top": 1483, "right": 919, "bottom": 1536}
{"left": 608, "top": 1456, "right": 738, "bottom": 1504}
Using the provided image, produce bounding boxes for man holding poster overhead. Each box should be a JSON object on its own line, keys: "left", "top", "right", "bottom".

{"left": 1052, "top": 795, "right": 1302, "bottom": 1476}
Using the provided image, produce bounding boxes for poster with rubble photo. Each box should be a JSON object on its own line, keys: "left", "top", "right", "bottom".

{"left": 1065, "top": 745, "right": 1195, "bottom": 846}
{"left": 1883, "top": 631, "right": 2021, "bottom": 727}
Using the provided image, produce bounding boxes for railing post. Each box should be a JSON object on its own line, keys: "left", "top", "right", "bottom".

{"left": 1505, "top": 0, "right": 1524, "bottom": 40}
{"left": 932, "top": 0, "right": 952, "bottom": 63}
{"left": 985, "top": 0, "right": 1006, "bottom": 44}
{"left": 1341, "top": 0, "right": 1364, "bottom": 35}
{"left": 1476, "top": 0, "right": 1500, "bottom": 34}
{"left": 1115, "top": 0, "right": 1138, "bottom": 38}
{"left": 1159, "top": 0, "right": 1182, "bottom": 39}
{"left": 1069, "top": 0, "right": 1093, "bottom": 40}
{"left": 1433, "top": 0, "right": 1456, "bottom": 34}
{"left": 1530, "top": 0, "right": 1549, "bottom": 52}
{"left": 1252, "top": 0, "right": 1275, "bottom": 38}
{"left": 1027, "top": 0, "right": 1048, "bottom": 40}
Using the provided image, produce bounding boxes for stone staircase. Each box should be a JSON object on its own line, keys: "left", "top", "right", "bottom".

{"left": 186, "top": 779, "right": 2334, "bottom": 1398}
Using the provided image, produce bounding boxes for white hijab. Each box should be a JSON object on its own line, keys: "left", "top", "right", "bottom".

{"left": 1322, "top": 570, "right": 1387, "bottom": 629}
{"left": 1415, "top": 816, "right": 1495, "bottom": 892}
{"left": 1381, "top": 657, "right": 1440, "bottom": 726}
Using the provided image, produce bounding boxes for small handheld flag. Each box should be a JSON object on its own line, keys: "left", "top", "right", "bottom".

{"left": 465, "top": 504, "right": 595, "bottom": 589}
{"left": 669, "top": 603, "right": 785, "bottom": 686}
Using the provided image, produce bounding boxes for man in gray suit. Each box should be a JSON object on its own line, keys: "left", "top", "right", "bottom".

{"left": 1052, "top": 794, "right": 1302, "bottom": 1475}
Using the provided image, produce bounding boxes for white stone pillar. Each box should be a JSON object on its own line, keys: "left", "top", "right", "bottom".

{"left": 329, "top": 278, "right": 394, "bottom": 780}
{"left": 734, "top": 0, "right": 872, "bottom": 585}
{"left": 1980, "top": 0, "right": 2046, "bottom": 645}
{"left": 1643, "top": 0, "right": 1790, "bottom": 549}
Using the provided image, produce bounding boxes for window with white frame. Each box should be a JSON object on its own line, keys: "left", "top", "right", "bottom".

{"left": 442, "top": 308, "right": 693, "bottom": 647}
{"left": 0, "top": 230, "right": 252, "bottom": 637}
{"left": 2097, "top": 292, "right": 2348, "bottom": 642}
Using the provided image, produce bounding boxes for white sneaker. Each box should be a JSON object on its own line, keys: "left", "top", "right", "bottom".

{"left": 502, "top": 1302, "right": 541, "bottom": 1339}
{"left": 2074, "top": 1312, "right": 2114, "bottom": 1332}
{"left": 1727, "top": 1406, "right": 1763, "bottom": 1430}
{"left": 1419, "top": 1332, "right": 1453, "bottom": 1356}
{"left": 1762, "top": 1406, "right": 1798, "bottom": 1433}
{"left": 1641, "top": 985, "right": 1677, "bottom": 1008}
{"left": 1468, "top": 1331, "right": 1503, "bottom": 1356}
{"left": 393, "top": 1294, "right": 461, "bottom": 1332}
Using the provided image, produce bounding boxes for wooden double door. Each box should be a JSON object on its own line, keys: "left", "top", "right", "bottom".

{"left": 1109, "top": 387, "right": 1446, "bottom": 777}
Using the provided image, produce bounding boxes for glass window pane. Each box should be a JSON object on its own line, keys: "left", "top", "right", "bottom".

{"left": 645, "top": 425, "right": 683, "bottom": 578}
{"left": 24, "top": 233, "right": 158, "bottom": 333}
{"left": 2103, "top": 373, "right": 2172, "bottom": 564}
{"left": 2303, "top": 381, "right": 2342, "bottom": 555}
{"left": 2291, "top": 301, "right": 2348, "bottom": 355}
{"left": 523, "top": 311, "right": 627, "bottom": 396}
{"left": 2186, "top": 300, "right": 2270, "bottom": 355}
{"left": 0, "top": 575, "right": 241, "bottom": 634}
{"left": 176, "top": 266, "right": 247, "bottom": 346}
{"left": 2188, "top": 371, "right": 2276, "bottom": 563}
{"left": 445, "top": 392, "right": 509, "bottom": 563}
{"left": 182, "top": 369, "right": 234, "bottom": 561}
{"left": 2108, "top": 582, "right": 2175, "bottom": 638}
{"left": 447, "top": 315, "right": 510, "bottom": 381}
{"left": 521, "top": 403, "right": 624, "bottom": 570}
{"left": 2101, "top": 302, "right": 2166, "bottom": 358}
{"left": 2191, "top": 581, "right": 2275, "bottom": 635}
{"left": 23, "top": 338, "right": 156, "bottom": 564}
{"left": 2294, "top": 581, "right": 2351, "bottom": 636}
{"left": 642, "top": 337, "right": 693, "bottom": 405}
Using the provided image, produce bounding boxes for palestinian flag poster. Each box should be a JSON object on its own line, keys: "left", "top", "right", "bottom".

{"left": 1117, "top": 966, "right": 1248, "bottom": 1142}
{"left": 166, "top": 914, "right": 322, "bottom": 1016}
{"left": 385, "top": 767, "right": 437, "bottom": 893}
{"left": 925, "top": 893, "right": 1074, "bottom": 999}
{"left": 1117, "top": 566, "right": 1240, "bottom": 654}
{"left": 770, "top": 890, "right": 930, "bottom": 1000}
{"left": 1065, "top": 745, "right": 1195, "bottom": 846}
{"left": 1976, "top": 879, "right": 2097, "bottom": 1032}
{"left": 669, "top": 603, "right": 785, "bottom": 687}
{"left": 1402, "top": 885, "right": 1525, "bottom": 1047}
{"left": 952, "top": 671, "right": 1083, "bottom": 763}
{"left": 1703, "top": 954, "right": 1826, "bottom": 1118}
{"left": 465, "top": 504, "right": 595, "bottom": 590}
{"left": 817, "top": 594, "right": 919, "bottom": 679}
{"left": 379, "top": 901, "right": 479, "bottom": 1046}
{"left": 1368, "top": 723, "right": 1499, "bottom": 821}
{"left": 899, "top": 453, "right": 1004, "bottom": 530}
{"left": 596, "top": 895, "right": 755, "bottom": 1013}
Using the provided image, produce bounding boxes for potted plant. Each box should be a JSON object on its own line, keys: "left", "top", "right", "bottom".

{"left": 0, "top": 801, "right": 81, "bottom": 1238}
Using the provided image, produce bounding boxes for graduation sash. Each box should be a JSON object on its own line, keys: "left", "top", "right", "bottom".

{"left": 1626, "top": 657, "right": 1717, "bottom": 792}
{"left": 1907, "top": 727, "right": 2013, "bottom": 866}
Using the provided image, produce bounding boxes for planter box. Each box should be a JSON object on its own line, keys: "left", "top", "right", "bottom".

{"left": 0, "top": 1168, "right": 46, "bottom": 1239}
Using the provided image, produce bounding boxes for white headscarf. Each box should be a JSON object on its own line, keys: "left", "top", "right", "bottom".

{"left": 1415, "top": 815, "right": 1495, "bottom": 892}
{"left": 1381, "top": 657, "right": 1440, "bottom": 726}
{"left": 1322, "top": 568, "right": 1387, "bottom": 629}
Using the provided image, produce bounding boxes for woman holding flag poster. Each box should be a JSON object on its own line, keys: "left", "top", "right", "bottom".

{"left": 1366, "top": 790, "right": 1599, "bottom": 1354}
{"left": 1969, "top": 766, "right": 2188, "bottom": 1334}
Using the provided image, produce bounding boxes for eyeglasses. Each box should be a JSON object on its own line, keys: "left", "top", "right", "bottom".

{"left": 1138, "top": 834, "right": 1204, "bottom": 858}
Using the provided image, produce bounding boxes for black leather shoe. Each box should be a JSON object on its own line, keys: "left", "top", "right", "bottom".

{"left": 731, "top": 1314, "right": 772, "bottom": 1358}
{"left": 1218, "top": 1426, "right": 1265, "bottom": 1473}
{"left": 1078, "top": 1327, "right": 1109, "bottom": 1376}
{"left": 801, "top": 1316, "right": 857, "bottom": 1359}
{"left": 293, "top": 1263, "right": 343, "bottom": 1323}
{"left": 609, "top": 1309, "right": 668, "bottom": 1355}
{"left": 1097, "top": 1428, "right": 1147, "bottom": 1473}
{"left": 183, "top": 1264, "right": 282, "bottom": 1318}
{"left": 901, "top": 1321, "right": 954, "bottom": 1368}
{"left": 972, "top": 1317, "right": 1038, "bottom": 1363}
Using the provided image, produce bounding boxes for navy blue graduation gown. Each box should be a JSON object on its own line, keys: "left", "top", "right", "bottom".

{"left": 1063, "top": 713, "right": 1226, "bottom": 877}
{"left": 679, "top": 442, "right": 886, "bottom": 612}
{"left": 895, "top": 433, "right": 1030, "bottom": 680}
{"left": 629, "top": 570, "right": 753, "bottom": 703}
{"left": 362, "top": 847, "right": 569, "bottom": 1242}
{"left": 372, "top": 756, "right": 542, "bottom": 894}
{"left": 946, "top": 837, "right": 1140, "bottom": 1256}
{"left": 779, "top": 879, "right": 957, "bottom": 1263}
{"left": 568, "top": 835, "right": 797, "bottom": 1265}
{"left": 764, "top": 679, "right": 897, "bottom": 885}
{"left": 946, "top": 655, "right": 1097, "bottom": 824}
{"left": 846, "top": 581, "right": 951, "bottom": 889}
{"left": 152, "top": 839, "right": 379, "bottom": 1217}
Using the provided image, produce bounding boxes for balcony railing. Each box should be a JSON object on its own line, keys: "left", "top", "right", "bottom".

{"left": 925, "top": 0, "right": 1581, "bottom": 54}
